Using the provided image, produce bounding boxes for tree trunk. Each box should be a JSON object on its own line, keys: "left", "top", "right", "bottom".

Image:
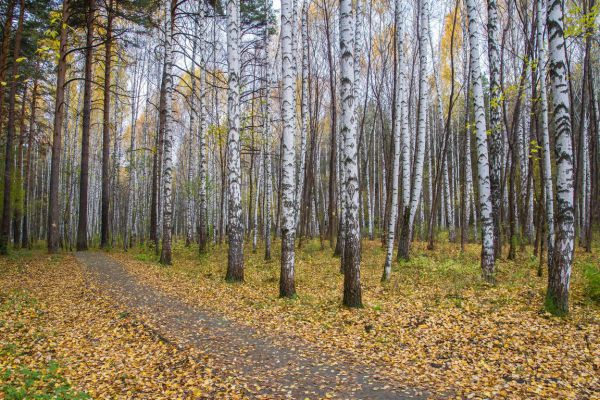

{"left": 225, "top": 0, "right": 244, "bottom": 282}
{"left": 76, "top": 0, "right": 95, "bottom": 251}
{"left": 398, "top": 0, "right": 429, "bottom": 261}
{"left": 279, "top": 0, "right": 297, "bottom": 298}
{"left": 47, "top": 0, "right": 69, "bottom": 254}
{"left": 545, "top": 0, "right": 575, "bottom": 315}
{"left": 340, "top": 0, "right": 362, "bottom": 308}
{"left": 383, "top": 0, "right": 404, "bottom": 281}
{"left": 159, "top": 0, "right": 175, "bottom": 265}
{"left": 100, "top": 0, "right": 113, "bottom": 249}
{"left": 465, "top": 0, "right": 495, "bottom": 282}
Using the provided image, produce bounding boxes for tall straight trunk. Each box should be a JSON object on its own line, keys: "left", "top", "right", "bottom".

{"left": 159, "top": 0, "right": 175, "bottom": 265}
{"left": 295, "top": 0, "right": 309, "bottom": 231}
{"left": 427, "top": 6, "right": 458, "bottom": 250}
{"left": 150, "top": 65, "right": 166, "bottom": 246}
{"left": 324, "top": 0, "right": 337, "bottom": 247}
{"left": 13, "top": 85, "right": 27, "bottom": 248}
{"left": 545, "top": 0, "right": 574, "bottom": 315}
{"left": 536, "top": 0, "right": 555, "bottom": 267}
{"left": 198, "top": 0, "right": 208, "bottom": 253}
{"left": 0, "top": 0, "right": 24, "bottom": 253}
{"left": 263, "top": 23, "right": 273, "bottom": 261}
{"left": 22, "top": 77, "right": 38, "bottom": 249}
{"left": 76, "top": 0, "right": 95, "bottom": 251}
{"left": 398, "top": 0, "right": 429, "bottom": 261}
{"left": 0, "top": 0, "right": 16, "bottom": 134}
{"left": 340, "top": 0, "right": 362, "bottom": 308}
{"left": 252, "top": 151, "right": 262, "bottom": 252}
{"left": 279, "top": 0, "right": 297, "bottom": 298}
{"left": 225, "top": 0, "right": 244, "bottom": 281}
{"left": 383, "top": 0, "right": 404, "bottom": 281}
{"left": 466, "top": 0, "right": 495, "bottom": 282}
{"left": 100, "top": 0, "right": 113, "bottom": 248}
{"left": 487, "top": 0, "right": 503, "bottom": 258}
{"left": 47, "top": 0, "right": 70, "bottom": 253}
{"left": 186, "top": 19, "right": 198, "bottom": 248}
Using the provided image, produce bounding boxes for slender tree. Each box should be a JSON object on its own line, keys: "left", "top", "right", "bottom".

{"left": 160, "top": 0, "right": 175, "bottom": 265}
{"left": 545, "top": 0, "right": 574, "bottom": 315}
{"left": 340, "top": 0, "right": 362, "bottom": 307}
{"left": 225, "top": 0, "right": 244, "bottom": 281}
{"left": 465, "top": 0, "right": 495, "bottom": 282}
{"left": 398, "top": 0, "right": 429, "bottom": 261}
{"left": 48, "top": 0, "right": 70, "bottom": 253}
{"left": 536, "top": 0, "right": 554, "bottom": 268}
{"left": 0, "top": 0, "right": 24, "bottom": 254}
{"left": 487, "top": 0, "right": 503, "bottom": 258}
{"left": 279, "top": 0, "right": 297, "bottom": 298}
{"left": 76, "top": 0, "right": 96, "bottom": 251}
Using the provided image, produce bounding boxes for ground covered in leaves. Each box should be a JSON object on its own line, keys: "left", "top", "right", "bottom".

{"left": 112, "top": 239, "right": 600, "bottom": 399}
{"left": 0, "top": 249, "right": 244, "bottom": 399}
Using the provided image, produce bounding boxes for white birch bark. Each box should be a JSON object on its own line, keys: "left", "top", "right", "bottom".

{"left": 546, "top": 0, "right": 575, "bottom": 314}
{"left": 198, "top": 0, "right": 209, "bottom": 253}
{"left": 398, "top": 0, "right": 429, "bottom": 260}
{"left": 487, "top": 0, "right": 503, "bottom": 256}
{"left": 280, "top": 0, "right": 297, "bottom": 298}
{"left": 295, "top": 0, "right": 309, "bottom": 229}
{"left": 340, "top": 0, "right": 362, "bottom": 307}
{"left": 466, "top": 0, "right": 495, "bottom": 281}
{"left": 159, "top": 0, "right": 174, "bottom": 265}
{"left": 383, "top": 0, "right": 403, "bottom": 281}
{"left": 536, "top": 0, "right": 555, "bottom": 265}
{"left": 225, "top": 0, "right": 244, "bottom": 281}
{"left": 253, "top": 152, "right": 262, "bottom": 252}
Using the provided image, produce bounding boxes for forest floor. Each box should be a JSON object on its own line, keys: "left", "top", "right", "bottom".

{"left": 1, "top": 239, "right": 599, "bottom": 399}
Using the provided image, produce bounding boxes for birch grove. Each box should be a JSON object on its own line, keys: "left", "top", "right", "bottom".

{"left": 0, "top": 0, "right": 596, "bottom": 315}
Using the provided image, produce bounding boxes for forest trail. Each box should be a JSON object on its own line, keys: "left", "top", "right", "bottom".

{"left": 75, "top": 251, "right": 424, "bottom": 399}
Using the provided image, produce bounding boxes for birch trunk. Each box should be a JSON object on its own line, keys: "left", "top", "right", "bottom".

{"left": 536, "top": 0, "right": 555, "bottom": 267}
{"left": 340, "top": 0, "right": 362, "bottom": 307}
{"left": 466, "top": 0, "right": 495, "bottom": 282}
{"left": 159, "top": 0, "right": 175, "bottom": 265}
{"left": 545, "top": 0, "right": 575, "bottom": 315}
{"left": 382, "top": 0, "right": 403, "bottom": 281}
{"left": 398, "top": 0, "right": 429, "bottom": 261}
{"left": 280, "top": 0, "right": 297, "bottom": 298}
{"left": 225, "top": 0, "right": 244, "bottom": 281}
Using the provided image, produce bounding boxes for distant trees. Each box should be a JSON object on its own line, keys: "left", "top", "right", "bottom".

{"left": 0, "top": 0, "right": 596, "bottom": 314}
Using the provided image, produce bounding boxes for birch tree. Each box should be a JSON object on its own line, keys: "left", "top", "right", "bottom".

{"left": 339, "top": 0, "right": 362, "bottom": 307}
{"left": 545, "top": 0, "right": 575, "bottom": 315}
{"left": 279, "top": 0, "right": 297, "bottom": 298}
{"left": 398, "top": 0, "right": 429, "bottom": 261}
{"left": 536, "top": 0, "right": 555, "bottom": 268}
{"left": 159, "top": 0, "right": 175, "bottom": 265}
{"left": 382, "top": 0, "right": 403, "bottom": 281}
{"left": 198, "top": 0, "right": 209, "bottom": 254}
{"left": 465, "top": 0, "right": 495, "bottom": 282}
{"left": 486, "top": 0, "right": 503, "bottom": 257}
{"left": 225, "top": 0, "right": 244, "bottom": 282}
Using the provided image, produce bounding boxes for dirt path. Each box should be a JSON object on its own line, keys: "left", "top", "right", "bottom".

{"left": 75, "top": 251, "right": 425, "bottom": 399}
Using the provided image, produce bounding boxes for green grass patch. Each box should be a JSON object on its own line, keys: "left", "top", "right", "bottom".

{"left": 1, "top": 362, "right": 90, "bottom": 400}
{"left": 583, "top": 262, "right": 600, "bottom": 304}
